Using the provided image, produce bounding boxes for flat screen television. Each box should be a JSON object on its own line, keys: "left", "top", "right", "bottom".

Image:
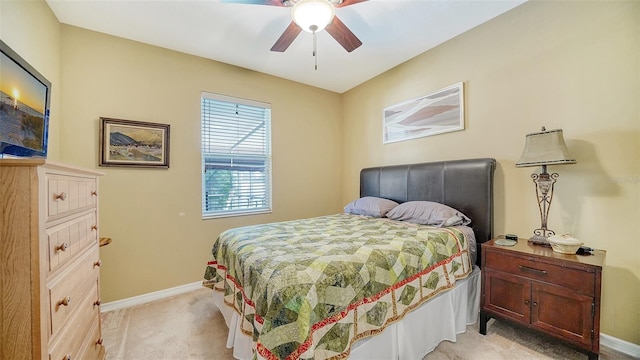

{"left": 0, "top": 39, "right": 51, "bottom": 158}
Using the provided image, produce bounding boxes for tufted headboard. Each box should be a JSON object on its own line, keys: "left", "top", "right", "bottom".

{"left": 360, "top": 158, "right": 496, "bottom": 267}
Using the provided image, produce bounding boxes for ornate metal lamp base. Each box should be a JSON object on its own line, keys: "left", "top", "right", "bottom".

{"left": 528, "top": 227, "right": 555, "bottom": 246}
{"left": 528, "top": 165, "right": 558, "bottom": 247}
{"left": 528, "top": 234, "right": 550, "bottom": 246}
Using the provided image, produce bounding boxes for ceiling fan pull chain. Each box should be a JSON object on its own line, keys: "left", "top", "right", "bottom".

{"left": 313, "top": 30, "right": 318, "bottom": 70}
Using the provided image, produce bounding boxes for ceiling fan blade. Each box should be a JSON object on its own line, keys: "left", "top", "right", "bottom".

{"left": 326, "top": 16, "right": 362, "bottom": 53}
{"left": 336, "top": 0, "right": 368, "bottom": 8}
{"left": 219, "top": 0, "right": 285, "bottom": 6}
{"left": 271, "top": 21, "right": 302, "bottom": 52}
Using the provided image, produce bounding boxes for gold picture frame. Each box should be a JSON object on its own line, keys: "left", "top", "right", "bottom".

{"left": 99, "top": 117, "right": 170, "bottom": 168}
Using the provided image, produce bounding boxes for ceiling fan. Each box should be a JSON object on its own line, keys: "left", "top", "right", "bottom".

{"left": 221, "top": 0, "right": 368, "bottom": 53}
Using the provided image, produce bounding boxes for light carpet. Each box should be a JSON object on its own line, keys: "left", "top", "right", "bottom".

{"left": 101, "top": 287, "right": 632, "bottom": 360}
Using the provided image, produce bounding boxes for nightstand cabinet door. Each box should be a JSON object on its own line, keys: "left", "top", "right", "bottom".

{"left": 532, "top": 283, "right": 594, "bottom": 346}
{"left": 484, "top": 268, "right": 531, "bottom": 324}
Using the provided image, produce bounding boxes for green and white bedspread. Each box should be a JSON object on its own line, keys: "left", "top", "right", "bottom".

{"left": 203, "top": 213, "right": 474, "bottom": 360}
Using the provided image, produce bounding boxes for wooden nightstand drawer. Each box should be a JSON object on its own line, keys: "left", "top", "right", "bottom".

{"left": 485, "top": 250, "right": 595, "bottom": 295}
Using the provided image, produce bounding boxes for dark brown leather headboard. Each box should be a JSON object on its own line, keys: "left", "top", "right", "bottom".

{"left": 360, "top": 158, "right": 496, "bottom": 266}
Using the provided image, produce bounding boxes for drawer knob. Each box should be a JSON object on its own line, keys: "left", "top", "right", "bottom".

{"left": 533, "top": 301, "right": 538, "bottom": 307}
{"left": 64, "top": 355, "right": 71, "bottom": 360}
{"left": 58, "top": 296, "right": 71, "bottom": 307}
{"left": 94, "top": 299, "right": 102, "bottom": 307}
{"left": 92, "top": 225, "right": 98, "bottom": 231}
{"left": 91, "top": 190, "right": 98, "bottom": 197}
{"left": 94, "top": 259, "right": 102, "bottom": 268}
{"left": 55, "top": 242, "right": 69, "bottom": 252}
{"left": 524, "top": 300, "right": 530, "bottom": 305}
{"left": 96, "top": 337, "right": 104, "bottom": 345}
{"left": 54, "top": 192, "right": 67, "bottom": 201}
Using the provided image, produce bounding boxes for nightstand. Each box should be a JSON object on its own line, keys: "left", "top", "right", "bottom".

{"left": 480, "top": 237, "right": 605, "bottom": 360}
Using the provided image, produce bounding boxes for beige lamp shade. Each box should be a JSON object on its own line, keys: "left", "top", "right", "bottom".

{"left": 516, "top": 128, "right": 576, "bottom": 167}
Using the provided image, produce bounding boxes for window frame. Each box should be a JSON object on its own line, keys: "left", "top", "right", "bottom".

{"left": 200, "top": 92, "right": 272, "bottom": 219}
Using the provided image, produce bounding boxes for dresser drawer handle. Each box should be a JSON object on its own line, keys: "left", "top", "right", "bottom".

{"left": 96, "top": 337, "right": 104, "bottom": 345}
{"left": 54, "top": 192, "right": 67, "bottom": 201}
{"left": 519, "top": 265, "right": 547, "bottom": 276}
{"left": 63, "top": 355, "right": 71, "bottom": 360}
{"left": 94, "top": 299, "right": 102, "bottom": 307}
{"left": 91, "top": 225, "right": 98, "bottom": 231}
{"left": 58, "top": 296, "right": 71, "bottom": 307}
{"left": 55, "top": 242, "right": 69, "bottom": 252}
{"left": 91, "top": 190, "right": 98, "bottom": 197}
{"left": 94, "top": 259, "right": 102, "bottom": 268}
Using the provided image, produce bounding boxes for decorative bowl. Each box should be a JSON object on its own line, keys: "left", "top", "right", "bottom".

{"left": 547, "top": 234, "right": 583, "bottom": 254}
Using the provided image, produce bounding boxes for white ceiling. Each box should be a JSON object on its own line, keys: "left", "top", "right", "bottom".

{"left": 46, "top": 0, "right": 526, "bottom": 94}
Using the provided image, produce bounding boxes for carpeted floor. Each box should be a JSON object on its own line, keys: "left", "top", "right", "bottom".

{"left": 101, "top": 287, "right": 633, "bottom": 360}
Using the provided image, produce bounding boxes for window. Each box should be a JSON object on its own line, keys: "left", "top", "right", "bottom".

{"left": 201, "top": 93, "right": 271, "bottom": 218}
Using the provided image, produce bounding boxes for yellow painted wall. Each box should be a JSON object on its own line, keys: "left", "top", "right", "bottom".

{"left": 0, "top": 0, "right": 61, "bottom": 160}
{"left": 341, "top": 0, "right": 639, "bottom": 345}
{"left": 57, "top": 25, "right": 343, "bottom": 302}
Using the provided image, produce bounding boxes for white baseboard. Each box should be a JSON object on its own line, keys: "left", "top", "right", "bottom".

{"left": 601, "top": 333, "right": 640, "bottom": 358}
{"left": 100, "top": 282, "right": 640, "bottom": 359}
{"left": 100, "top": 281, "right": 203, "bottom": 313}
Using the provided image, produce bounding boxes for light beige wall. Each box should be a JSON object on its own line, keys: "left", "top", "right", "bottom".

{"left": 58, "top": 26, "right": 343, "bottom": 302}
{"left": 0, "top": 0, "right": 61, "bottom": 160}
{"left": 342, "top": 1, "right": 639, "bottom": 344}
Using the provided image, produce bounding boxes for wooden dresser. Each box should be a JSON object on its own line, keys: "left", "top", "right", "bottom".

{"left": 480, "top": 237, "right": 605, "bottom": 360}
{"left": 0, "top": 159, "right": 105, "bottom": 360}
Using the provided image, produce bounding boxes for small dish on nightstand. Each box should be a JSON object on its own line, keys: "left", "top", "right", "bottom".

{"left": 547, "top": 234, "right": 583, "bottom": 254}
{"left": 495, "top": 239, "right": 517, "bottom": 246}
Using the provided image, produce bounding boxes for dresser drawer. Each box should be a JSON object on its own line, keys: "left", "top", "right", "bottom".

{"left": 77, "top": 317, "right": 104, "bottom": 360}
{"left": 46, "top": 173, "right": 97, "bottom": 222}
{"left": 48, "top": 247, "right": 101, "bottom": 336}
{"left": 47, "top": 212, "right": 98, "bottom": 274}
{"left": 49, "top": 282, "right": 101, "bottom": 360}
{"left": 484, "top": 250, "right": 595, "bottom": 295}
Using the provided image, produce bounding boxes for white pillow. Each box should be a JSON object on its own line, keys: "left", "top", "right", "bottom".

{"left": 385, "top": 201, "right": 471, "bottom": 227}
{"left": 344, "top": 196, "right": 399, "bottom": 218}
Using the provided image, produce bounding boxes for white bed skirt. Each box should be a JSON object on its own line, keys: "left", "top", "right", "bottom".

{"left": 212, "top": 266, "right": 481, "bottom": 360}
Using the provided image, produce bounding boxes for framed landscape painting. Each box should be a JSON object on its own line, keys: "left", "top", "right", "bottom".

{"left": 99, "top": 117, "right": 170, "bottom": 168}
{"left": 383, "top": 82, "right": 464, "bottom": 144}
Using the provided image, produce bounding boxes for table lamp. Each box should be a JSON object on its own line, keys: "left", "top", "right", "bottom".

{"left": 516, "top": 127, "right": 576, "bottom": 245}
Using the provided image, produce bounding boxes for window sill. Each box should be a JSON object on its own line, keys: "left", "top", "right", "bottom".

{"left": 202, "top": 209, "right": 272, "bottom": 220}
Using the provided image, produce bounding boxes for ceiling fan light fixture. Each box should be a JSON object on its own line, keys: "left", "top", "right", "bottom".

{"left": 291, "top": 0, "right": 336, "bottom": 33}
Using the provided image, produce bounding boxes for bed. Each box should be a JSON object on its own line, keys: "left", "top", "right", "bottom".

{"left": 203, "top": 158, "right": 496, "bottom": 360}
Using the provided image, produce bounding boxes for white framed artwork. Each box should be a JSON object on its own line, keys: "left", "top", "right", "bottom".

{"left": 383, "top": 82, "right": 464, "bottom": 144}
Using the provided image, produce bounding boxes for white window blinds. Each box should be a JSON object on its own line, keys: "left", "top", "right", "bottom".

{"left": 201, "top": 93, "right": 272, "bottom": 218}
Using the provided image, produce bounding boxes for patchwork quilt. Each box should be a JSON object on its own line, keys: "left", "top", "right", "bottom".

{"left": 203, "top": 214, "right": 474, "bottom": 360}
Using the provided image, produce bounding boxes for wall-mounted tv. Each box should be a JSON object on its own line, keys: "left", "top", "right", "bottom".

{"left": 0, "top": 39, "right": 51, "bottom": 158}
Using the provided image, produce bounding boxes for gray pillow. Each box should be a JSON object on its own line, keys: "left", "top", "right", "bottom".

{"left": 385, "top": 201, "right": 471, "bottom": 227}
{"left": 344, "top": 196, "right": 399, "bottom": 218}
